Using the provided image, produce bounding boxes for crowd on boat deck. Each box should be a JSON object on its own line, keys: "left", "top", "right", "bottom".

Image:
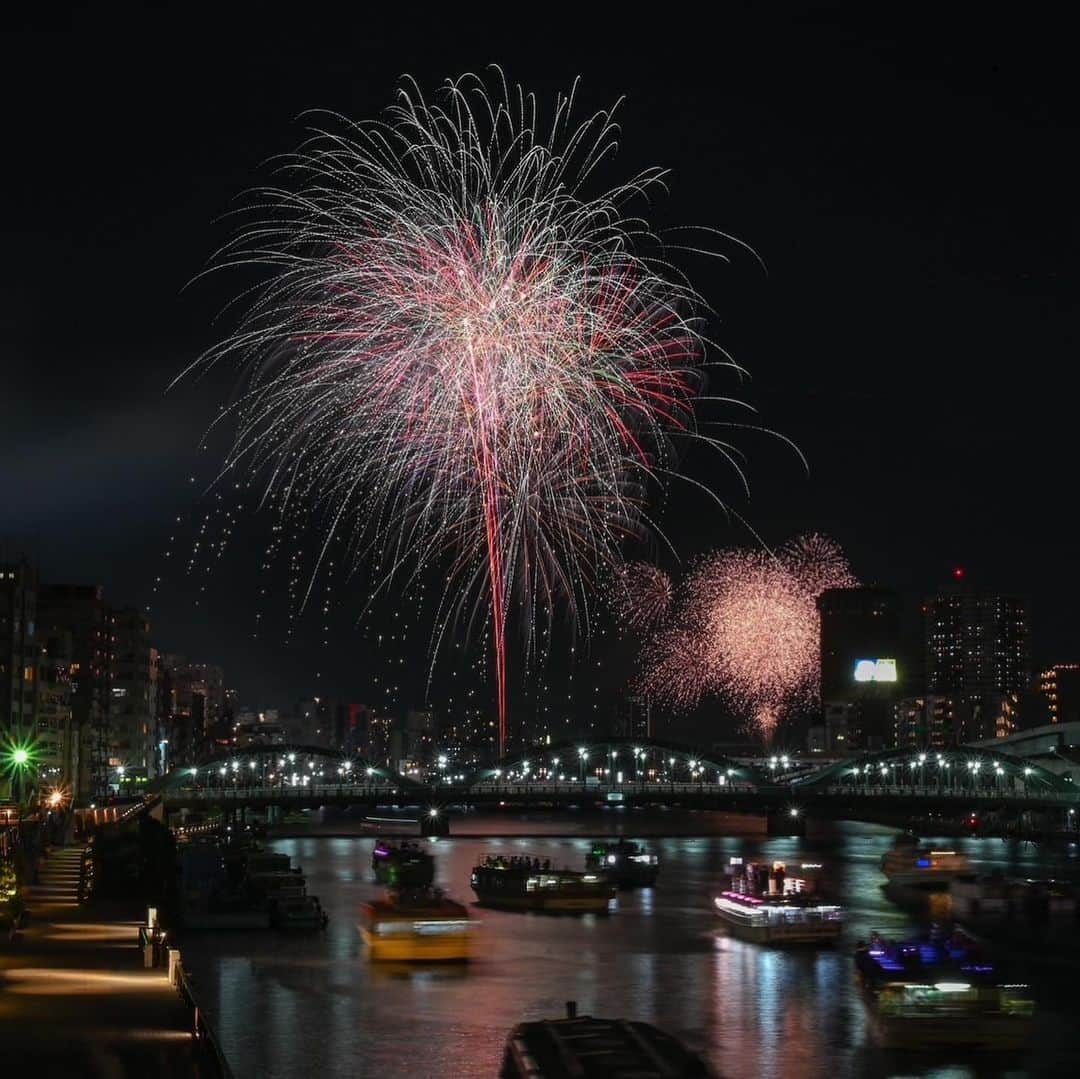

{"left": 482, "top": 856, "right": 552, "bottom": 872}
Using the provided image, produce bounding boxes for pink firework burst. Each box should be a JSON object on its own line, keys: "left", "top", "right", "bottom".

{"left": 639, "top": 534, "right": 857, "bottom": 741}
{"left": 610, "top": 562, "right": 674, "bottom": 632}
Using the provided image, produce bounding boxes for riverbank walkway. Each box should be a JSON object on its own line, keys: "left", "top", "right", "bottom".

{"left": 0, "top": 843, "right": 214, "bottom": 1077}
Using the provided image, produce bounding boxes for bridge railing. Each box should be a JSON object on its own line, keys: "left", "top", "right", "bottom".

{"left": 820, "top": 784, "right": 1078, "bottom": 802}
{"left": 466, "top": 781, "right": 753, "bottom": 795}
{"left": 167, "top": 783, "right": 408, "bottom": 802}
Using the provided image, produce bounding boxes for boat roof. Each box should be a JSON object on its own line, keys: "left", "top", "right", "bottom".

{"left": 505, "top": 1016, "right": 715, "bottom": 1079}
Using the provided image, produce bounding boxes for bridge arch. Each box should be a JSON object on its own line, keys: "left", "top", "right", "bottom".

{"left": 795, "top": 745, "right": 1072, "bottom": 794}
{"left": 469, "top": 736, "right": 766, "bottom": 789}
{"left": 149, "top": 742, "right": 420, "bottom": 795}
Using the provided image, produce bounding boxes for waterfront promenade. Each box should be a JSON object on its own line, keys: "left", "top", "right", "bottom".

{"left": 0, "top": 843, "right": 213, "bottom": 1077}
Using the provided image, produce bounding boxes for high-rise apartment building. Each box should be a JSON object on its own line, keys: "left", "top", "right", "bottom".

{"left": 110, "top": 607, "right": 155, "bottom": 783}
{"left": 924, "top": 588, "right": 1031, "bottom": 742}
{"left": 1, "top": 558, "right": 39, "bottom": 747}
{"left": 37, "top": 584, "right": 112, "bottom": 801}
{"left": 1035, "top": 664, "right": 1080, "bottom": 727}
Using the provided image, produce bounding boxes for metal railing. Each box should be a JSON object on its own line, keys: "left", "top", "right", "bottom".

{"left": 170, "top": 783, "right": 406, "bottom": 802}
{"left": 821, "top": 784, "right": 1078, "bottom": 802}
{"left": 175, "top": 959, "right": 235, "bottom": 1079}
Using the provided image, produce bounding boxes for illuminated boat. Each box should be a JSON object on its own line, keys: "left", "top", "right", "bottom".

{"left": 500, "top": 1002, "right": 717, "bottom": 1078}
{"left": 471, "top": 857, "right": 615, "bottom": 913}
{"left": 713, "top": 858, "right": 843, "bottom": 944}
{"left": 360, "top": 887, "right": 474, "bottom": 961}
{"left": 584, "top": 839, "right": 659, "bottom": 887}
{"left": 371, "top": 839, "right": 435, "bottom": 887}
{"left": 855, "top": 929, "right": 1034, "bottom": 1049}
{"left": 881, "top": 843, "right": 970, "bottom": 887}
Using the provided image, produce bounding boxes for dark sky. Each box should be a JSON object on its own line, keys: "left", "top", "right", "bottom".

{"left": 2, "top": 10, "right": 1076, "bottom": 732}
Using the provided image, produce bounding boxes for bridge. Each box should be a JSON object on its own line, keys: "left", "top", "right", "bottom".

{"left": 149, "top": 739, "right": 1078, "bottom": 833}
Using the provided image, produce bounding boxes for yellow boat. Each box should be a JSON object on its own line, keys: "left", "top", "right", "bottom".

{"left": 360, "top": 888, "right": 475, "bottom": 962}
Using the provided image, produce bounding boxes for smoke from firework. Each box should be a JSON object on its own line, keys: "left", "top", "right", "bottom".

{"left": 638, "top": 535, "right": 857, "bottom": 740}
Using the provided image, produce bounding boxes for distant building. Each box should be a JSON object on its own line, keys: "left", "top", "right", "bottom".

{"left": 893, "top": 696, "right": 956, "bottom": 749}
{"left": 1, "top": 559, "right": 39, "bottom": 798}
{"left": 158, "top": 654, "right": 226, "bottom": 764}
{"left": 924, "top": 587, "right": 1031, "bottom": 742}
{"left": 109, "top": 607, "right": 155, "bottom": 785}
{"left": 35, "top": 628, "right": 77, "bottom": 792}
{"left": 817, "top": 587, "right": 906, "bottom": 750}
{"left": 38, "top": 584, "right": 112, "bottom": 801}
{"left": 807, "top": 701, "right": 856, "bottom": 755}
{"left": 1035, "top": 664, "right": 1080, "bottom": 727}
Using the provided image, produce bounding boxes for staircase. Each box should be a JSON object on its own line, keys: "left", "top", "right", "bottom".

{"left": 24, "top": 845, "right": 85, "bottom": 910}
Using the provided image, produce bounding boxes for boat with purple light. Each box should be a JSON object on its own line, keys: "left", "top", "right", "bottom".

{"left": 713, "top": 858, "right": 843, "bottom": 944}
{"left": 855, "top": 928, "right": 1034, "bottom": 1049}
{"left": 371, "top": 839, "right": 435, "bottom": 887}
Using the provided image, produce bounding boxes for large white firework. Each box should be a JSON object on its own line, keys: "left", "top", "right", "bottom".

{"left": 188, "top": 69, "right": 756, "bottom": 755}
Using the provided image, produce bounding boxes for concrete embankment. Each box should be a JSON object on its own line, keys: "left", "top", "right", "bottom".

{"left": 0, "top": 840, "right": 228, "bottom": 1077}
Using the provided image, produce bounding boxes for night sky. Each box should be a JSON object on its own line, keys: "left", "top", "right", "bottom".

{"left": 2, "top": 11, "right": 1076, "bottom": 736}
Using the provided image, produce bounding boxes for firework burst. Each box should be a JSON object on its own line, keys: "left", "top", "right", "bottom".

{"left": 639, "top": 535, "right": 857, "bottom": 741}
{"left": 187, "top": 70, "right": 760, "bottom": 756}
{"left": 610, "top": 562, "right": 674, "bottom": 632}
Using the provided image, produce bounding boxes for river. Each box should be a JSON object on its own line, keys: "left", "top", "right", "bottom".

{"left": 180, "top": 821, "right": 1080, "bottom": 1078}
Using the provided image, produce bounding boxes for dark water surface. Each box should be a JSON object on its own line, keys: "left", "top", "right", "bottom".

{"left": 180, "top": 824, "right": 1080, "bottom": 1078}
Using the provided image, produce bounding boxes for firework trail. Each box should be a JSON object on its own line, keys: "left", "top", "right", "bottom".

{"left": 187, "top": 70, "right": 760, "bottom": 758}
{"left": 610, "top": 562, "right": 674, "bottom": 632}
{"left": 639, "top": 535, "right": 856, "bottom": 741}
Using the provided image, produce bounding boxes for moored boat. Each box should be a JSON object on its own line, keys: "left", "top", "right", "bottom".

{"left": 500, "top": 1002, "right": 717, "bottom": 1078}
{"left": 360, "top": 887, "right": 474, "bottom": 961}
{"left": 881, "top": 841, "right": 970, "bottom": 887}
{"left": 585, "top": 839, "right": 659, "bottom": 887}
{"left": 713, "top": 858, "right": 842, "bottom": 944}
{"left": 855, "top": 928, "right": 1034, "bottom": 1049}
{"left": 272, "top": 894, "right": 328, "bottom": 931}
{"left": 372, "top": 839, "right": 435, "bottom": 887}
{"left": 950, "top": 873, "right": 1079, "bottom": 925}
{"left": 471, "top": 856, "right": 615, "bottom": 913}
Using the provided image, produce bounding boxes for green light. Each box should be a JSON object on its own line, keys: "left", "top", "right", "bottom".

{"left": 12, "top": 748, "right": 30, "bottom": 766}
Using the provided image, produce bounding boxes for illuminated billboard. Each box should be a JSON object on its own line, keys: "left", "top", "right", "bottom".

{"left": 853, "top": 658, "right": 898, "bottom": 683}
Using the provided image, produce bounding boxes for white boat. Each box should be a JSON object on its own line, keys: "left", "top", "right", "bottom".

{"left": 714, "top": 858, "right": 843, "bottom": 945}
{"left": 881, "top": 845, "right": 970, "bottom": 887}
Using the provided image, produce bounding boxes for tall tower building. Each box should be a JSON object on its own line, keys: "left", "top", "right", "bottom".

{"left": 924, "top": 585, "right": 1031, "bottom": 743}
{"left": 37, "top": 584, "right": 112, "bottom": 801}
{"left": 110, "top": 607, "right": 155, "bottom": 784}
{"left": 1035, "top": 664, "right": 1080, "bottom": 727}
{"left": 816, "top": 587, "right": 906, "bottom": 750}
{"left": 1, "top": 558, "right": 39, "bottom": 733}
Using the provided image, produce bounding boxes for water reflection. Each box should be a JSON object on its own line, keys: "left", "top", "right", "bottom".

{"left": 179, "top": 826, "right": 1080, "bottom": 1079}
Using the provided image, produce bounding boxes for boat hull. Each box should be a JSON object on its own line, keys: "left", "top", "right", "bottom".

{"left": 865, "top": 1009, "right": 1033, "bottom": 1051}
{"left": 472, "top": 891, "right": 612, "bottom": 913}
{"left": 715, "top": 910, "right": 842, "bottom": 945}
{"left": 360, "top": 926, "right": 471, "bottom": 962}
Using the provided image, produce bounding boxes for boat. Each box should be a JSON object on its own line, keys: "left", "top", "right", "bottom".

{"left": 272, "top": 894, "right": 328, "bottom": 931}
{"left": 881, "top": 840, "right": 970, "bottom": 887}
{"left": 713, "top": 858, "right": 843, "bottom": 944}
{"left": 247, "top": 870, "right": 307, "bottom": 900}
{"left": 584, "top": 839, "right": 659, "bottom": 887}
{"left": 372, "top": 839, "right": 435, "bottom": 887}
{"left": 855, "top": 928, "right": 1034, "bottom": 1049}
{"left": 950, "top": 873, "right": 1079, "bottom": 926}
{"left": 471, "top": 856, "right": 616, "bottom": 913}
{"left": 360, "top": 887, "right": 474, "bottom": 961}
{"left": 500, "top": 1001, "right": 717, "bottom": 1078}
